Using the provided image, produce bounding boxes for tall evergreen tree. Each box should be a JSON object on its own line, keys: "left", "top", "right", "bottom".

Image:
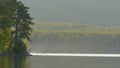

{"left": 10, "top": 1, "right": 33, "bottom": 54}
{"left": 0, "top": 0, "right": 33, "bottom": 54}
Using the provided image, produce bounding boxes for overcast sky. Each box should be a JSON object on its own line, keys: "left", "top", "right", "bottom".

{"left": 20, "top": 0, "right": 120, "bottom": 26}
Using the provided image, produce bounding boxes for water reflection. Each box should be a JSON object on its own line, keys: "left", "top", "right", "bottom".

{"left": 0, "top": 56, "right": 29, "bottom": 68}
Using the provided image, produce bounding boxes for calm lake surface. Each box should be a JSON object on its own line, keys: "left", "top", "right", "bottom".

{"left": 0, "top": 56, "right": 120, "bottom": 68}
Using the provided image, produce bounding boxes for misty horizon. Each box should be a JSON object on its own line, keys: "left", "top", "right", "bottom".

{"left": 19, "top": 0, "right": 120, "bottom": 26}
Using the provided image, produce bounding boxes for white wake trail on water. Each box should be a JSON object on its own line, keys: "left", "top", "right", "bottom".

{"left": 29, "top": 53, "right": 120, "bottom": 57}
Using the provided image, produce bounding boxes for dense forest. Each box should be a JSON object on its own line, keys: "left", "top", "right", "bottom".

{"left": 30, "top": 22, "right": 120, "bottom": 53}
{"left": 32, "top": 22, "right": 120, "bottom": 39}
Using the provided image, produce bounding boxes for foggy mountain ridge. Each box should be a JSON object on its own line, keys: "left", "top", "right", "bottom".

{"left": 20, "top": 0, "right": 120, "bottom": 26}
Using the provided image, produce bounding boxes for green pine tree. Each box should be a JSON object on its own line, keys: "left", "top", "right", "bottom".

{"left": 10, "top": 1, "right": 33, "bottom": 54}
{"left": 0, "top": 0, "right": 33, "bottom": 55}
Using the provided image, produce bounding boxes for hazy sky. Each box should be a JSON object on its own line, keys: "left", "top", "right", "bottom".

{"left": 20, "top": 0, "right": 120, "bottom": 25}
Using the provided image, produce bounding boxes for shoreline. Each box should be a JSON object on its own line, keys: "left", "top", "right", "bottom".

{"left": 0, "top": 53, "right": 32, "bottom": 56}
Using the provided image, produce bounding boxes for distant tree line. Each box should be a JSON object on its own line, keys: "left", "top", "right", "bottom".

{"left": 0, "top": 0, "right": 33, "bottom": 55}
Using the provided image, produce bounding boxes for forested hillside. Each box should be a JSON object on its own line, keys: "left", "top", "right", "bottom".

{"left": 30, "top": 22, "right": 120, "bottom": 53}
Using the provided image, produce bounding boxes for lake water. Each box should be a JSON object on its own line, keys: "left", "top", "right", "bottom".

{"left": 0, "top": 56, "right": 120, "bottom": 68}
